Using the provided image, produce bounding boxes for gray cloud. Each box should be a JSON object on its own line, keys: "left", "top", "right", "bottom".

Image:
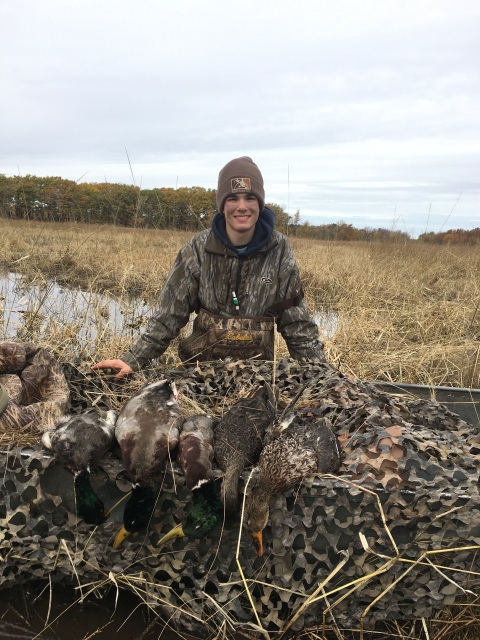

{"left": 1, "top": 0, "right": 479, "bottom": 235}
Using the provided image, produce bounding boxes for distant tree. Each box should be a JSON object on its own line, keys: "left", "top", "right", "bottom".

{"left": 0, "top": 173, "right": 423, "bottom": 243}
{"left": 266, "top": 202, "right": 291, "bottom": 235}
{"left": 419, "top": 228, "right": 480, "bottom": 245}
{"left": 292, "top": 209, "right": 301, "bottom": 236}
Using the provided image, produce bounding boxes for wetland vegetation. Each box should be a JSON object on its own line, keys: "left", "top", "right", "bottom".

{"left": 1, "top": 216, "right": 480, "bottom": 639}
{"left": 1, "top": 217, "right": 479, "bottom": 389}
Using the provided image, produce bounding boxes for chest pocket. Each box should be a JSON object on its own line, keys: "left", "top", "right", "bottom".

{"left": 209, "top": 255, "right": 242, "bottom": 309}
{"left": 178, "top": 309, "right": 275, "bottom": 363}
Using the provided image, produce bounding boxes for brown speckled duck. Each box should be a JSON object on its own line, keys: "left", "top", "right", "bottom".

{"left": 244, "top": 412, "right": 341, "bottom": 556}
{"left": 214, "top": 383, "right": 276, "bottom": 523}
{"left": 113, "top": 379, "right": 183, "bottom": 548}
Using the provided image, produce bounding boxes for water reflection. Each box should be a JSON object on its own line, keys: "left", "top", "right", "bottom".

{"left": 0, "top": 271, "right": 338, "bottom": 359}
{"left": 314, "top": 309, "right": 338, "bottom": 338}
{"left": 0, "top": 271, "right": 154, "bottom": 353}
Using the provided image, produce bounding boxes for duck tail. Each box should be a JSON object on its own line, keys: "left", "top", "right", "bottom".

{"left": 221, "top": 459, "right": 244, "bottom": 525}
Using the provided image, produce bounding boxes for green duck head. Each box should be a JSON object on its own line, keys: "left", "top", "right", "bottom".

{"left": 113, "top": 486, "right": 156, "bottom": 549}
{"left": 74, "top": 471, "right": 107, "bottom": 526}
{"left": 157, "top": 481, "right": 221, "bottom": 547}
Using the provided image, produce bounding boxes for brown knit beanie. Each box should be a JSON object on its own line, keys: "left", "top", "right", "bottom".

{"left": 216, "top": 156, "right": 265, "bottom": 213}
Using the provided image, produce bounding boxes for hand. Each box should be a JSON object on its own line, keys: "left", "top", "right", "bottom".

{"left": 92, "top": 359, "right": 134, "bottom": 380}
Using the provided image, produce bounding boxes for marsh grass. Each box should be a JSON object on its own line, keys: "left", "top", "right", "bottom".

{"left": 287, "top": 238, "right": 480, "bottom": 388}
{"left": 1, "top": 218, "right": 479, "bottom": 389}
{"left": 2, "top": 218, "right": 480, "bottom": 639}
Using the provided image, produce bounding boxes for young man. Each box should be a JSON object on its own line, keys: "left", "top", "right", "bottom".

{"left": 93, "top": 157, "right": 326, "bottom": 378}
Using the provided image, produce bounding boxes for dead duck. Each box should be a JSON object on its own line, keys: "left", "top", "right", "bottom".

{"left": 214, "top": 383, "right": 276, "bottom": 524}
{"left": 41, "top": 408, "right": 117, "bottom": 525}
{"left": 177, "top": 414, "right": 216, "bottom": 490}
{"left": 113, "top": 379, "right": 183, "bottom": 549}
{"left": 157, "top": 414, "right": 222, "bottom": 546}
{"left": 156, "top": 481, "right": 222, "bottom": 546}
{"left": 244, "top": 413, "right": 341, "bottom": 556}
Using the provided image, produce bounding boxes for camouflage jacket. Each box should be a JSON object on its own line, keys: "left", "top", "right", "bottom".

{"left": 121, "top": 230, "right": 325, "bottom": 369}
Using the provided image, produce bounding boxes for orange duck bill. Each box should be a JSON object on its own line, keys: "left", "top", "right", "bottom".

{"left": 251, "top": 531, "right": 264, "bottom": 557}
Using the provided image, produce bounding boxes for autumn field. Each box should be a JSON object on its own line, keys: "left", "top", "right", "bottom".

{"left": 2, "top": 217, "right": 480, "bottom": 640}
{"left": 1, "top": 217, "right": 479, "bottom": 389}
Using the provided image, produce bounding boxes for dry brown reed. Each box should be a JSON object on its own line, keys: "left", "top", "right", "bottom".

{"left": 284, "top": 238, "right": 480, "bottom": 389}
{"left": 2, "top": 218, "right": 479, "bottom": 389}
{"left": 2, "top": 218, "right": 480, "bottom": 639}
{"left": 0, "top": 218, "right": 191, "bottom": 296}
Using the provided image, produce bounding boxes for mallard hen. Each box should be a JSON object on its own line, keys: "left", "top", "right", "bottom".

{"left": 113, "top": 379, "right": 183, "bottom": 548}
{"left": 157, "top": 414, "right": 221, "bottom": 546}
{"left": 41, "top": 408, "right": 117, "bottom": 525}
{"left": 244, "top": 413, "right": 341, "bottom": 556}
{"left": 214, "top": 383, "right": 276, "bottom": 524}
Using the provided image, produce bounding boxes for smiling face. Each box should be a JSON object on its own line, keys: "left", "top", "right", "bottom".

{"left": 223, "top": 193, "right": 260, "bottom": 245}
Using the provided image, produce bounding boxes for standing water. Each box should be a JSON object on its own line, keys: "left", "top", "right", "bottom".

{"left": 0, "top": 272, "right": 157, "bottom": 360}
{"left": 0, "top": 583, "right": 183, "bottom": 639}
{"left": 0, "top": 271, "right": 338, "bottom": 360}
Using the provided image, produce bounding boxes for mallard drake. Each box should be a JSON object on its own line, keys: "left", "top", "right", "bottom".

{"left": 156, "top": 481, "right": 222, "bottom": 546}
{"left": 113, "top": 379, "right": 183, "bottom": 549}
{"left": 214, "top": 383, "right": 276, "bottom": 524}
{"left": 244, "top": 413, "right": 341, "bottom": 556}
{"left": 157, "top": 414, "right": 221, "bottom": 546}
{"left": 41, "top": 408, "right": 117, "bottom": 525}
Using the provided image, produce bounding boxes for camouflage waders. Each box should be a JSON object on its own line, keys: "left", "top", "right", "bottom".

{"left": 178, "top": 308, "right": 275, "bottom": 363}
{"left": 0, "top": 342, "right": 69, "bottom": 432}
{"left": 121, "top": 229, "right": 326, "bottom": 370}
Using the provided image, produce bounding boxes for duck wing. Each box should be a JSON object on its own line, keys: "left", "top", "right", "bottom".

{"left": 259, "top": 430, "right": 317, "bottom": 494}
{"left": 215, "top": 383, "right": 276, "bottom": 470}
{"left": 259, "top": 416, "right": 341, "bottom": 494}
{"left": 115, "top": 379, "right": 183, "bottom": 486}
{"left": 307, "top": 417, "right": 342, "bottom": 474}
{"left": 177, "top": 414, "right": 215, "bottom": 490}
{"left": 264, "top": 384, "right": 306, "bottom": 445}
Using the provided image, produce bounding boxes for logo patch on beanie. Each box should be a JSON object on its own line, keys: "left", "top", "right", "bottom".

{"left": 231, "top": 177, "right": 251, "bottom": 192}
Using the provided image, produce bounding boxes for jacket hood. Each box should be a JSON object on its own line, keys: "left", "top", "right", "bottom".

{"left": 211, "top": 206, "right": 275, "bottom": 257}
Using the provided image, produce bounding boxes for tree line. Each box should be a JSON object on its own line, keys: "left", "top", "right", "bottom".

{"left": 418, "top": 228, "right": 480, "bottom": 245}
{"left": 5, "top": 172, "right": 473, "bottom": 243}
{"left": 287, "top": 220, "right": 410, "bottom": 242}
{"left": 0, "top": 174, "right": 222, "bottom": 230}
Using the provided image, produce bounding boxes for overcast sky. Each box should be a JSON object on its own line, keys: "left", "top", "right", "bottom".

{"left": 1, "top": 0, "right": 479, "bottom": 235}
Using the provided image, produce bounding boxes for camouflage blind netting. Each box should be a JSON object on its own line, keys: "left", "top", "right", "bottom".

{"left": 1, "top": 358, "right": 480, "bottom": 638}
